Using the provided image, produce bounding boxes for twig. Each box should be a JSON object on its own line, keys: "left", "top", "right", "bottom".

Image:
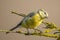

{"left": 0, "top": 30, "right": 59, "bottom": 38}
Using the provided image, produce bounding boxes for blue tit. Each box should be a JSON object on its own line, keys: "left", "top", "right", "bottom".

{"left": 6, "top": 9, "right": 48, "bottom": 34}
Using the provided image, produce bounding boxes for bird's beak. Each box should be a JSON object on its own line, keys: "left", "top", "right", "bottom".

{"left": 45, "top": 17, "right": 48, "bottom": 19}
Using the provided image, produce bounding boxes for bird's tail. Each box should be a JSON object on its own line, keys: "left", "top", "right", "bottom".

{"left": 6, "top": 22, "right": 22, "bottom": 34}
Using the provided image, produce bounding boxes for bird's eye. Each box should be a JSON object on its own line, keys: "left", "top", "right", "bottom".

{"left": 44, "top": 12, "right": 46, "bottom": 14}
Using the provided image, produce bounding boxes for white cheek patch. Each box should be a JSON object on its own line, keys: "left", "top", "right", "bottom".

{"left": 46, "top": 12, "right": 48, "bottom": 17}
{"left": 40, "top": 11, "right": 45, "bottom": 17}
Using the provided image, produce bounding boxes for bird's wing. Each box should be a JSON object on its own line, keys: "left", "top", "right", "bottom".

{"left": 6, "top": 12, "right": 35, "bottom": 34}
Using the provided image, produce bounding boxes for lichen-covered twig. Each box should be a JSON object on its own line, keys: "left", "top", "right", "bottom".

{"left": 57, "top": 35, "right": 60, "bottom": 40}
{"left": 0, "top": 30, "right": 59, "bottom": 38}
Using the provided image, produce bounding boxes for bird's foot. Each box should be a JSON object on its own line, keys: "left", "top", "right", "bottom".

{"left": 16, "top": 31, "right": 21, "bottom": 33}
{"left": 25, "top": 32, "right": 32, "bottom": 35}
{"left": 34, "top": 29, "right": 42, "bottom": 33}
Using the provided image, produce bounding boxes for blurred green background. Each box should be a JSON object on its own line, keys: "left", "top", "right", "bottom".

{"left": 0, "top": 0, "right": 60, "bottom": 40}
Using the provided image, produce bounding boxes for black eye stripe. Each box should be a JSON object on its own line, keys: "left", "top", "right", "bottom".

{"left": 44, "top": 12, "right": 46, "bottom": 14}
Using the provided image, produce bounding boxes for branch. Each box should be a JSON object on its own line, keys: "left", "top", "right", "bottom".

{"left": 0, "top": 30, "right": 59, "bottom": 38}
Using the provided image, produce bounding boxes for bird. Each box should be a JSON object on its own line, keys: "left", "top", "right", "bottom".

{"left": 6, "top": 9, "right": 48, "bottom": 34}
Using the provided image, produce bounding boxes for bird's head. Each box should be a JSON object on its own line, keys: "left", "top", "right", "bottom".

{"left": 37, "top": 9, "right": 48, "bottom": 19}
